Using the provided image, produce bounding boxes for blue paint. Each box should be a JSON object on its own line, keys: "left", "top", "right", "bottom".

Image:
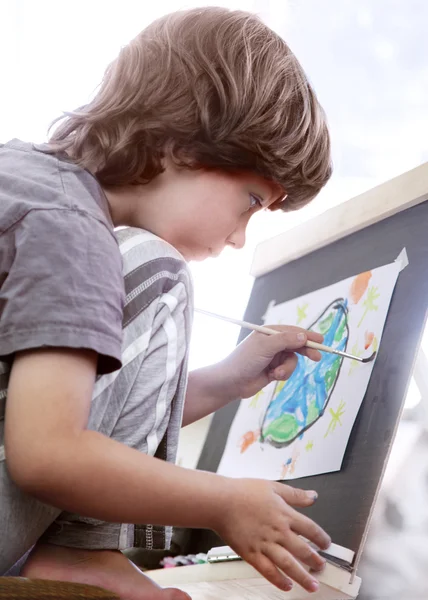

{"left": 261, "top": 299, "right": 349, "bottom": 447}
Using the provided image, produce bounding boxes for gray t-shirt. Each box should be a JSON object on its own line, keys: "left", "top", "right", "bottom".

{"left": 0, "top": 139, "right": 124, "bottom": 377}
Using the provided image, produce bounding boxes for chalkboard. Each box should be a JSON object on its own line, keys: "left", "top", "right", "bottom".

{"left": 190, "top": 198, "right": 428, "bottom": 564}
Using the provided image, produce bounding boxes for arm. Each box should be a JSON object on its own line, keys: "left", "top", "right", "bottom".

{"left": 183, "top": 326, "right": 324, "bottom": 426}
{"left": 5, "top": 348, "right": 226, "bottom": 528}
{"left": 182, "top": 362, "right": 235, "bottom": 427}
{"left": 6, "top": 347, "right": 330, "bottom": 593}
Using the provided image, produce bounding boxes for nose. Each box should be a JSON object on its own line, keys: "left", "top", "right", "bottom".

{"left": 226, "top": 223, "right": 247, "bottom": 250}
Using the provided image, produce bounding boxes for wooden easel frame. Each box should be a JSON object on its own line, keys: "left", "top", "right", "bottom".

{"left": 250, "top": 161, "right": 428, "bottom": 278}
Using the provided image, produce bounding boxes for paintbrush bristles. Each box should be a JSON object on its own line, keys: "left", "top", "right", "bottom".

{"left": 361, "top": 351, "right": 377, "bottom": 363}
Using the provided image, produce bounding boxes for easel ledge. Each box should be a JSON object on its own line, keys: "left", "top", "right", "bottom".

{"left": 148, "top": 559, "right": 361, "bottom": 600}
{"left": 251, "top": 161, "right": 428, "bottom": 277}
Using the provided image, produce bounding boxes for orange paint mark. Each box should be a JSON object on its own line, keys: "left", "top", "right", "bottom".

{"left": 280, "top": 447, "right": 300, "bottom": 479}
{"left": 364, "top": 331, "right": 375, "bottom": 350}
{"left": 281, "top": 461, "right": 291, "bottom": 480}
{"left": 350, "top": 271, "right": 372, "bottom": 304}
{"left": 239, "top": 430, "right": 259, "bottom": 453}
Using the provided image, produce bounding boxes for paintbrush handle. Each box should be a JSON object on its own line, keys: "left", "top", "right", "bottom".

{"left": 306, "top": 339, "right": 337, "bottom": 354}
{"left": 195, "top": 309, "right": 332, "bottom": 351}
{"left": 238, "top": 325, "right": 339, "bottom": 356}
{"left": 194, "top": 308, "right": 365, "bottom": 362}
{"left": 195, "top": 309, "right": 277, "bottom": 336}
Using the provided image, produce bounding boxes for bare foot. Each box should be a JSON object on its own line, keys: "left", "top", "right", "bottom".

{"left": 21, "top": 543, "right": 191, "bottom": 600}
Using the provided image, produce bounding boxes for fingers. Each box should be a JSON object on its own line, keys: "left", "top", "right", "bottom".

{"left": 306, "top": 330, "right": 324, "bottom": 344}
{"left": 281, "top": 535, "right": 326, "bottom": 573}
{"left": 268, "top": 353, "right": 298, "bottom": 380}
{"left": 275, "top": 483, "right": 319, "bottom": 507}
{"left": 291, "top": 512, "right": 332, "bottom": 551}
{"left": 262, "top": 325, "right": 324, "bottom": 356}
{"left": 262, "top": 329, "right": 310, "bottom": 354}
{"left": 265, "top": 325, "right": 323, "bottom": 343}
{"left": 296, "top": 347, "right": 322, "bottom": 362}
{"left": 264, "top": 544, "right": 320, "bottom": 593}
{"left": 274, "top": 485, "right": 331, "bottom": 549}
{"left": 268, "top": 348, "right": 321, "bottom": 381}
{"left": 249, "top": 553, "right": 294, "bottom": 592}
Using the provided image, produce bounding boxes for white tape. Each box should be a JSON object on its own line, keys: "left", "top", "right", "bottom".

{"left": 395, "top": 247, "right": 409, "bottom": 272}
{"left": 262, "top": 299, "right": 276, "bottom": 323}
{"left": 321, "top": 542, "right": 355, "bottom": 564}
{"left": 302, "top": 537, "right": 355, "bottom": 564}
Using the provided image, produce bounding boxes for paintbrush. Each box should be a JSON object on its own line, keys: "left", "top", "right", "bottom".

{"left": 195, "top": 308, "right": 376, "bottom": 363}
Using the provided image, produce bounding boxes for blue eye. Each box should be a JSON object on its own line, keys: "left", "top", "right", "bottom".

{"left": 249, "top": 194, "right": 263, "bottom": 209}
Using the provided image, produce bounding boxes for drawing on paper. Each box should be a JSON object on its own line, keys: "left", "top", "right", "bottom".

{"left": 239, "top": 430, "right": 259, "bottom": 454}
{"left": 281, "top": 446, "right": 300, "bottom": 479}
{"left": 358, "top": 286, "right": 380, "bottom": 327}
{"left": 260, "top": 299, "right": 349, "bottom": 447}
{"left": 350, "top": 271, "right": 372, "bottom": 304}
{"left": 249, "top": 389, "right": 264, "bottom": 409}
{"left": 324, "top": 399, "right": 346, "bottom": 438}
{"left": 364, "top": 331, "right": 374, "bottom": 350}
{"left": 217, "top": 259, "right": 402, "bottom": 481}
{"left": 296, "top": 302, "right": 309, "bottom": 325}
{"left": 348, "top": 343, "right": 362, "bottom": 375}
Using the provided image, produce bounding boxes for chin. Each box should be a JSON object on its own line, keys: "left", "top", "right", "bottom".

{"left": 192, "top": 252, "right": 212, "bottom": 262}
{"left": 187, "top": 247, "right": 223, "bottom": 262}
{"left": 208, "top": 247, "right": 223, "bottom": 259}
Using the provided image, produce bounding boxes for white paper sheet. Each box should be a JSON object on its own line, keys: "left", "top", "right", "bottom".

{"left": 217, "top": 258, "right": 402, "bottom": 480}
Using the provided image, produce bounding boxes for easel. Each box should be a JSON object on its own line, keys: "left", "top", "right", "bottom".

{"left": 149, "top": 558, "right": 361, "bottom": 599}
{"left": 149, "top": 162, "right": 428, "bottom": 599}
{"left": 357, "top": 348, "right": 428, "bottom": 599}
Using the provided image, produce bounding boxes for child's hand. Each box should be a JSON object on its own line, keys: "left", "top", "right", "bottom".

{"left": 221, "top": 326, "right": 324, "bottom": 400}
{"left": 215, "top": 478, "right": 330, "bottom": 593}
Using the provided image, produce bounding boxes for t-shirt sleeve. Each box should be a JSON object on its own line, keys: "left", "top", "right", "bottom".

{"left": 0, "top": 208, "right": 124, "bottom": 374}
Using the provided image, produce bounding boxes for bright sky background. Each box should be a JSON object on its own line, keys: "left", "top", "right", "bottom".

{"left": 1, "top": 0, "right": 427, "bottom": 409}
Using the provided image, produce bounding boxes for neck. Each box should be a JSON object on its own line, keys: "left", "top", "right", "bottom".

{"left": 102, "top": 185, "right": 143, "bottom": 228}
{"left": 101, "top": 180, "right": 176, "bottom": 247}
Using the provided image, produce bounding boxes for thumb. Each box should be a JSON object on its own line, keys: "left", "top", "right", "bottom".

{"left": 275, "top": 483, "right": 318, "bottom": 507}
{"left": 263, "top": 329, "right": 307, "bottom": 354}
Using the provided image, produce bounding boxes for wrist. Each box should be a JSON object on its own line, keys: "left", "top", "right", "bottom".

{"left": 215, "top": 355, "right": 244, "bottom": 401}
{"left": 193, "top": 361, "right": 240, "bottom": 404}
{"left": 206, "top": 474, "right": 236, "bottom": 533}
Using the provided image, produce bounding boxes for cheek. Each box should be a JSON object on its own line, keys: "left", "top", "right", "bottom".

{"left": 184, "top": 177, "right": 244, "bottom": 241}
{"left": 197, "top": 203, "right": 238, "bottom": 235}
{"left": 210, "top": 212, "right": 240, "bottom": 239}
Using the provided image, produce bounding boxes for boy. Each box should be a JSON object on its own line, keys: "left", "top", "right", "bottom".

{"left": 0, "top": 6, "right": 332, "bottom": 600}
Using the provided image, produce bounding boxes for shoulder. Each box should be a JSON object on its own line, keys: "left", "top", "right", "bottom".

{"left": 117, "top": 228, "right": 193, "bottom": 328}
{"left": 0, "top": 139, "right": 113, "bottom": 234}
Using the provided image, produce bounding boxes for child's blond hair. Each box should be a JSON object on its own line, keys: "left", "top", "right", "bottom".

{"left": 49, "top": 7, "right": 332, "bottom": 210}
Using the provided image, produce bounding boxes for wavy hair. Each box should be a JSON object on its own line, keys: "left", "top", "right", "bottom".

{"left": 48, "top": 7, "right": 332, "bottom": 210}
